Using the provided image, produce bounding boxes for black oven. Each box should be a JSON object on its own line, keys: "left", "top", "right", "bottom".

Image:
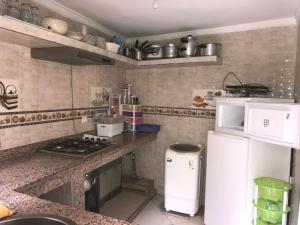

{"left": 85, "top": 158, "right": 122, "bottom": 212}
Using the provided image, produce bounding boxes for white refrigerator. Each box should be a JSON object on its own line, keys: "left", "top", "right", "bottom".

{"left": 204, "top": 98, "right": 295, "bottom": 225}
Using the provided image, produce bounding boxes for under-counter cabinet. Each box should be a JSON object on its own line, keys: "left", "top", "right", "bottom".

{"left": 39, "top": 182, "right": 74, "bottom": 207}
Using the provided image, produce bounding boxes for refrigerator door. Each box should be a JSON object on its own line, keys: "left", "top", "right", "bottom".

{"left": 204, "top": 131, "right": 249, "bottom": 225}
{"left": 245, "top": 103, "right": 300, "bottom": 148}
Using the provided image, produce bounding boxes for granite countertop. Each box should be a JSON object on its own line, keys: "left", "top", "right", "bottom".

{"left": 0, "top": 131, "right": 158, "bottom": 225}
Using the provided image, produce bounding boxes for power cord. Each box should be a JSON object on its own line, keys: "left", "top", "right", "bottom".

{"left": 70, "top": 65, "right": 78, "bottom": 134}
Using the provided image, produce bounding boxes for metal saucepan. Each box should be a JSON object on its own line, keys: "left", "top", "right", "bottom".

{"left": 198, "top": 43, "right": 222, "bottom": 56}
{"left": 179, "top": 35, "right": 198, "bottom": 57}
{"left": 144, "top": 45, "right": 163, "bottom": 60}
{"left": 162, "top": 42, "right": 178, "bottom": 58}
{"left": 133, "top": 48, "right": 143, "bottom": 61}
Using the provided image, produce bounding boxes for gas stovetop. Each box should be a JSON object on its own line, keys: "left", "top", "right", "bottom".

{"left": 43, "top": 135, "right": 111, "bottom": 157}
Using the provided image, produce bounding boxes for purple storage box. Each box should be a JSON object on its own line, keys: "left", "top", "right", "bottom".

{"left": 136, "top": 124, "right": 161, "bottom": 133}
{"left": 122, "top": 111, "right": 143, "bottom": 117}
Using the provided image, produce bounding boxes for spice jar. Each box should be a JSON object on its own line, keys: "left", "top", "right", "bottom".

{"left": 31, "top": 6, "right": 40, "bottom": 25}
{"left": 7, "top": 5, "right": 18, "bottom": 18}
{"left": 19, "top": 3, "right": 32, "bottom": 23}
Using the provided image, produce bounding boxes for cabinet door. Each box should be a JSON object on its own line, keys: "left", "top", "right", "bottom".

{"left": 245, "top": 103, "right": 300, "bottom": 148}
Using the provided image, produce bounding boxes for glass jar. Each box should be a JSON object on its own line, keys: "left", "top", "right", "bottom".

{"left": 6, "top": 0, "right": 18, "bottom": 8}
{"left": 19, "top": 3, "right": 32, "bottom": 23}
{"left": 31, "top": 6, "right": 40, "bottom": 25}
{"left": 0, "top": 0, "right": 7, "bottom": 16}
{"left": 7, "top": 5, "right": 18, "bottom": 18}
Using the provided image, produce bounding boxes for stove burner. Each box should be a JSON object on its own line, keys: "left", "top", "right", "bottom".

{"left": 45, "top": 137, "right": 111, "bottom": 156}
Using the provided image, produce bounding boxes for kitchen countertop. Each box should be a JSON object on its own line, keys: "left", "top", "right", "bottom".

{"left": 0, "top": 131, "right": 158, "bottom": 225}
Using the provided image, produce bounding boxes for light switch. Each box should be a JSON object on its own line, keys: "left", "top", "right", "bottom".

{"left": 81, "top": 116, "right": 88, "bottom": 123}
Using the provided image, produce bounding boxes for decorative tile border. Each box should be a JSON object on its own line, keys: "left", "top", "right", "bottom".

{"left": 0, "top": 105, "right": 215, "bottom": 129}
{"left": 143, "top": 106, "right": 216, "bottom": 119}
{"left": 0, "top": 107, "right": 108, "bottom": 129}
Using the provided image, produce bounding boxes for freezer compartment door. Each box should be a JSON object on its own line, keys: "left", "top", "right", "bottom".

{"left": 204, "top": 132, "right": 248, "bottom": 225}
{"left": 245, "top": 103, "right": 300, "bottom": 148}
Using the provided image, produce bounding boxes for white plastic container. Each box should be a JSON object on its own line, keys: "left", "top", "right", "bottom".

{"left": 105, "top": 42, "right": 120, "bottom": 53}
{"left": 97, "top": 123, "right": 123, "bottom": 137}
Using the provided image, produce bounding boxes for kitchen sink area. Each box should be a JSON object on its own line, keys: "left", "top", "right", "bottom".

{"left": 0, "top": 215, "right": 77, "bottom": 225}
{"left": 0, "top": 131, "right": 157, "bottom": 225}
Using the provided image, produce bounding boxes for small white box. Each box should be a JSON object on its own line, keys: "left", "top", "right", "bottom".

{"left": 97, "top": 123, "right": 124, "bottom": 137}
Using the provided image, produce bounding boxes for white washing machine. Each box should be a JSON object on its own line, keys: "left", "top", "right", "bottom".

{"left": 164, "top": 143, "right": 203, "bottom": 217}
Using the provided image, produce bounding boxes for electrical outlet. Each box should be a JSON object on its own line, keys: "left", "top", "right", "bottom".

{"left": 81, "top": 116, "right": 88, "bottom": 123}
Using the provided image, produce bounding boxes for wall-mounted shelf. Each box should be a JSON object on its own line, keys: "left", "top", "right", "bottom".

{"left": 0, "top": 16, "right": 138, "bottom": 68}
{"left": 137, "top": 56, "right": 221, "bottom": 68}
{"left": 0, "top": 16, "right": 222, "bottom": 68}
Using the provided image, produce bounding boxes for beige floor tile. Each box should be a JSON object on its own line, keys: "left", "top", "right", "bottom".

{"left": 133, "top": 208, "right": 172, "bottom": 225}
{"left": 99, "top": 190, "right": 147, "bottom": 221}
{"left": 143, "top": 194, "right": 164, "bottom": 211}
{"left": 175, "top": 220, "right": 204, "bottom": 225}
{"left": 133, "top": 194, "right": 205, "bottom": 225}
{"left": 166, "top": 214, "right": 201, "bottom": 224}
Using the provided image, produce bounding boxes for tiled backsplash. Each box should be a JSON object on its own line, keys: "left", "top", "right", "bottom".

{"left": 143, "top": 105, "right": 215, "bottom": 119}
{"left": 0, "top": 107, "right": 107, "bottom": 129}
{"left": 124, "top": 25, "right": 298, "bottom": 193}
{"left": 0, "top": 41, "right": 126, "bottom": 150}
{"left": 289, "top": 21, "right": 300, "bottom": 225}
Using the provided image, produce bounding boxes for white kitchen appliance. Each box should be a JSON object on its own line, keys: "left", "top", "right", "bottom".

{"left": 205, "top": 132, "right": 291, "bottom": 225}
{"left": 165, "top": 144, "right": 203, "bottom": 217}
{"left": 97, "top": 122, "right": 124, "bottom": 137}
{"left": 215, "top": 97, "right": 294, "bottom": 136}
{"left": 205, "top": 98, "right": 295, "bottom": 225}
{"left": 245, "top": 102, "right": 300, "bottom": 148}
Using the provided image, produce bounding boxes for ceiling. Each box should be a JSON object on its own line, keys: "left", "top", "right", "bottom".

{"left": 55, "top": 0, "right": 299, "bottom": 37}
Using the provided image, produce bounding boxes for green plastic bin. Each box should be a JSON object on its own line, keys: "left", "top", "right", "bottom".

{"left": 253, "top": 218, "right": 281, "bottom": 225}
{"left": 255, "top": 177, "right": 292, "bottom": 202}
{"left": 254, "top": 199, "right": 290, "bottom": 224}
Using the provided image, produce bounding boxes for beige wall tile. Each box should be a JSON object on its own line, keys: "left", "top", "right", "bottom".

{"left": 125, "top": 26, "right": 297, "bottom": 194}
{"left": 0, "top": 42, "right": 126, "bottom": 150}
{"left": 290, "top": 21, "right": 300, "bottom": 225}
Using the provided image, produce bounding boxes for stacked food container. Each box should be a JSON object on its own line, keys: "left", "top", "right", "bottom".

{"left": 253, "top": 177, "right": 292, "bottom": 225}
{"left": 121, "top": 104, "right": 143, "bottom": 131}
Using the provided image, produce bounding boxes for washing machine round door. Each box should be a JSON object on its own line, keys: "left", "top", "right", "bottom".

{"left": 169, "top": 144, "right": 201, "bottom": 153}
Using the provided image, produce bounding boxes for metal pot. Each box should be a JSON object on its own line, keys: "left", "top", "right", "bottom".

{"left": 162, "top": 43, "right": 178, "bottom": 58}
{"left": 145, "top": 45, "right": 163, "bottom": 60}
{"left": 124, "top": 47, "right": 132, "bottom": 58}
{"left": 133, "top": 48, "right": 143, "bottom": 61}
{"left": 179, "top": 35, "right": 198, "bottom": 57}
{"left": 198, "top": 43, "right": 222, "bottom": 56}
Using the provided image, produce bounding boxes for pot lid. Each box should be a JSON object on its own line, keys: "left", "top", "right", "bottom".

{"left": 151, "top": 44, "right": 162, "bottom": 48}
{"left": 165, "top": 42, "right": 176, "bottom": 47}
{"left": 169, "top": 144, "right": 201, "bottom": 153}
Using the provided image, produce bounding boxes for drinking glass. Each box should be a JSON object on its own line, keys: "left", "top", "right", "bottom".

{"left": 0, "top": 0, "right": 7, "bottom": 16}
{"left": 7, "top": 5, "right": 18, "bottom": 18}
{"left": 31, "top": 6, "right": 40, "bottom": 25}
{"left": 19, "top": 3, "right": 32, "bottom": 23}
